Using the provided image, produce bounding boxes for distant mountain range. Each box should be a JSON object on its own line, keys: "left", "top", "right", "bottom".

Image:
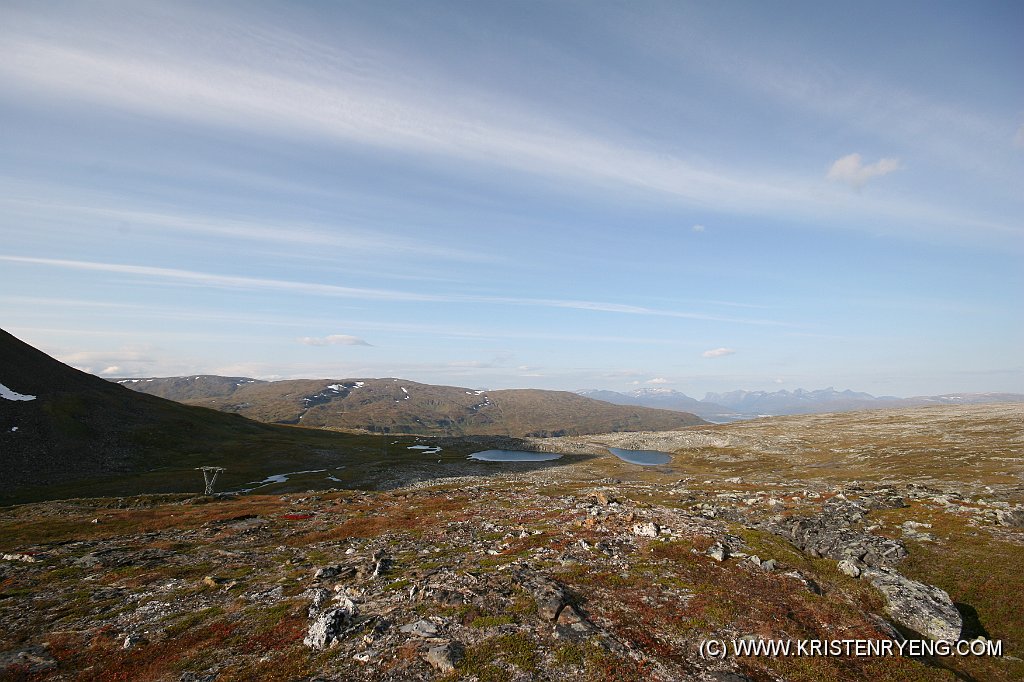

{"left": 114, "top": 376, "right": 706, "bottom": 437}
{"left": 577, "top": 386, "right": 1024, "bottom": 421}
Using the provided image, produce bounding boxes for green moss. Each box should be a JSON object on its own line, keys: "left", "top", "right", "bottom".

{"left": 164, "top": 607, "right": 225, "bottom": 637}
{"left": 386, "top": 578, "right": 412, "bottom": 591}
{"left": 453, "top": 632, "right": 540, "bottom": 680}
{"left": 469, "top": 614, "right": 516, "bottom": 628}
{"left": 553, "top": 642, "right": 587, "bottom": 667}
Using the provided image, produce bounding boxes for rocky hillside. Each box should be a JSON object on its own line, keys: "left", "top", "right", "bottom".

{"left": 1, "top": 477, "right": 1020, "bottom": 680}
{"left": 2, "top": 402, "right": 1022, "bottom": 681}
{"left": 114, "top": 376, "right": 706, "bottom": 437}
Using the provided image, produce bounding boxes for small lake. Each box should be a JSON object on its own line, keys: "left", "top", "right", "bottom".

{"left": 408, "top": 444, "right": 443, "bottom": 455}
{"left": 232, "top": 468, "right": 329, "bottom": 493}
{"left": 607, "top": 447, "right": 672, "bottom": 465}
{"left": 468, "top": 449, "right": 562, "bottom": 462}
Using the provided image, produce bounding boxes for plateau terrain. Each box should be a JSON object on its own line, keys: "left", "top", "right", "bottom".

{"left": 578, "top": 387, "right": 1024, "bottom": 422}
{"left": 2, "top": 331, "right": 1023, "bottom": 681}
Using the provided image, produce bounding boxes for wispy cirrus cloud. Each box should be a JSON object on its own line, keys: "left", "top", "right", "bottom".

{"left": 702, "top": 347, "right": 735, "bottom": 358}
{"left": 0, "top": 191, "right": 487, "bottom": 264}
{"left": 0, "top": 38, "right": 796, "bottom": 212}
{"left": 0, "top": 12, "right": 1016, "bottom": 243}
{"left": 298, "top": 334, "right": 371, "bottom": 347}
{"left": 826, "top": 153, "right": 901, "bottom": 189}
{"left": 0, "top": 255, "right": 790, "bottom": 326}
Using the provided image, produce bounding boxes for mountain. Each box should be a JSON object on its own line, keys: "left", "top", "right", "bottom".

{"left": 114, "top": 376, "right": 706, "bottom": 436}
{"left": 577, "top": 388, "right": 740, "bottom": 421}
{"left": 702, "top": 387, "right": 884, "bottom": 414}
{"left": 0, "top": 330, "right": 396, "bottom": 502}
{"left": 702, "top": 387, "right": 1024, "bottom": 415}
{"left": 579, "top": 386, "right": 1024, "bottom": 420}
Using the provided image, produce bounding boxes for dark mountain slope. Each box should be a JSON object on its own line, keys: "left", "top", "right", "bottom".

{"left": 0, "top": 330, "right": 357, "bottom": 500}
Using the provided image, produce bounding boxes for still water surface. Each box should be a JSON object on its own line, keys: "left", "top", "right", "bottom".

{"left": 468, "top": 449, "right": 562, "bottom": 462}
{"left": 607, "top": 447, "right": 671, "bottom": 465}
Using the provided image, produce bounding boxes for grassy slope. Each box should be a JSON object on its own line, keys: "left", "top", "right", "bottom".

{"left": 118, "top": 377, "right": 706, "bottom": 436}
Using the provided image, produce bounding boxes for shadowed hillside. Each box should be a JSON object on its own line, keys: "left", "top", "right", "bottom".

{"left": 0, "top": 329, "right": 343, "bottom": 498}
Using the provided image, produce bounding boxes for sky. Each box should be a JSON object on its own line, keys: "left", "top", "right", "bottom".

{"left": 1, "top": 0, "right": 1022, "bottom": 398}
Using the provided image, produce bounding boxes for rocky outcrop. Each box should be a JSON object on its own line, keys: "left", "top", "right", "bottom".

{"left": 303, "top": 598, "right": 358, "bottom": 649}
{"left": 779, "top": 493, "right": 907, "bottom": 567}
{"left": 861, "top": 568, "right": 962, "bottom": 642}
{"left": 763, "top": 487, "right": 964, "bottom": 642}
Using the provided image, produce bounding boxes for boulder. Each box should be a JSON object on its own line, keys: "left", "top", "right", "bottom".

{"left": 706, "top": 542, "right": 729, "bottom": 562}
{"left": 862, "top": 568, "right": 961, "bottom": 642}
{"left": 526, "top": 576, "right": 568, "bottom": 621}
{"left": 303, "top": 599, "right": 358, "bottom": 649}
{"left": 632, "top": 522, "right": 660, "bottom": 538}
{"left": 399, "top": 619, "right": 439, "bottom": 637}
{"left": 424, "top": 641, "right": 463, "bottom": 672}
{"left": 837, "top": 559, "right": 861, "bottom": 578}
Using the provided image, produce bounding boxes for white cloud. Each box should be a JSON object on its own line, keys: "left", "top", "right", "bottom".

{"left": 646, "top": 377, "right": 670, "bottom": 384}
{"left": 692, "top": 224, "right": 705, "bottom": 232}
{"left": 702, "top": 347, "right": 736, "bottom": 358}
{"left": 826, "top": 153, "right": 902, "bottom": 189}
{"left": 299, "top": 334, "right": 370, "bottom": 346}
{"left": 58, "top": 348, "right": 157, "bottom": 377}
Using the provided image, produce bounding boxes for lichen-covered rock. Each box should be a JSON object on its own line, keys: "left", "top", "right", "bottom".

{"left": 837, "top": 559, "right": 861, "bottom": 577}
{"left": 861, "top": 568, "right": 962, "bottom": 642}
{"left": 633, "top": 522, "right": 659, "bottom": 537}
{"left": 706, "top": 542, "right": 729, "bottom": 562}
{"left": 995, "top": 508, "right": 1024, "bottom": 527}
{"left": 772, "top": 496, "right": 908, "bottom": 567}
{"left": 424, "top": 641, "right": 463, "bottom": 672}
{"left": 304, "top": 599, "right": 358, "bottom": 649}
{"left": 399, "top": 618, "right": 439, "bottom": 637}
{"left": 522, "top": 575, "right": 568, "bottom": 621}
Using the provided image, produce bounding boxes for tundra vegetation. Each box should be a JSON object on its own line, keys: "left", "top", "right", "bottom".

{"left": 1, "top": 404, "right": 1022, "bottom": 681}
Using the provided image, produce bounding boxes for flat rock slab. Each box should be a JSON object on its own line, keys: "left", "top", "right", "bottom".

{"left": 399, "top": 619, "right": 439, "bottom": 637}
{"left": 862, "top": 567, "right": 962, "bottom": 642}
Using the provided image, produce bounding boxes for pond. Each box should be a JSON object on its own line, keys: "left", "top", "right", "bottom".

{"left": 232, "top": 468, "right": 329, "bottom": 493}
{"left": 408, "top": 444, "right": 443, "bottom": 455}
{"left": 607, "top": 447, "right": 672, "bottom": 465}
{"left": 468, "top": 449, "right": 562, "bottom": 462}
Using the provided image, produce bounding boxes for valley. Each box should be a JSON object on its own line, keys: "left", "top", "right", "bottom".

{"left": 2, "top": 330, "right": 1023, "bottom": 681}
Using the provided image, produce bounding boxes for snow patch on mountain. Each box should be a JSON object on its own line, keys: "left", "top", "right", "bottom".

{"left": 0, "top": 383, "right": 35, "bottom": 401}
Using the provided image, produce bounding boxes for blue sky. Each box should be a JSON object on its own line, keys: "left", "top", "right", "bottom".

{"left": 1, "top": 0, "right": 1021, "bottom": 397}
